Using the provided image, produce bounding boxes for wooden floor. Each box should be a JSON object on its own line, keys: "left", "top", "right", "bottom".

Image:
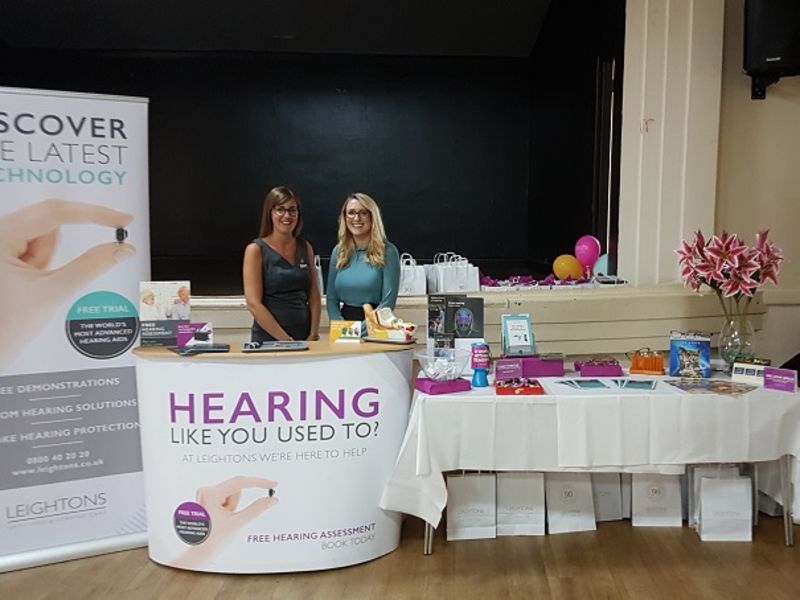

{"left": 2, "top": 517, "right": 799, "bottom": 600}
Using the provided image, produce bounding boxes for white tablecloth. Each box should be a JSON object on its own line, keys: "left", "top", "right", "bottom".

{"left": 379, "top": 379, "right": 800, "bottom": 527}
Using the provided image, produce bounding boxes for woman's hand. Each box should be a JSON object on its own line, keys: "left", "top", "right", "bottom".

{"left": 173, "top": 475, "right": 279, "bottom": 569}
{"left": 0, "top": 200, "right": 135, "bottom": 364}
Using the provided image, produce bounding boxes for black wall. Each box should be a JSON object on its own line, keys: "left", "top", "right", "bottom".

{"left": 529, "top": 0, "right": 625, "bottom": 265}
{"left": 0, "top": 0, "right": 624, "bottom": 294}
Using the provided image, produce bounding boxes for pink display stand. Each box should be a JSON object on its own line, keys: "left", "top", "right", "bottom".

{"left": 415, "top": 377, "right": 472, "bottom": 395}
{"left": 521, "top": 356, "right": 565, "bottom": 378}
{"left": 577, "top": 364, "right": 623, "bottom": 377}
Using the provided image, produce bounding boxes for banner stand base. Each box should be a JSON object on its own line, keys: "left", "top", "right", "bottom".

{"left": 0, "top": 533, "right": 147, "bottom": 574}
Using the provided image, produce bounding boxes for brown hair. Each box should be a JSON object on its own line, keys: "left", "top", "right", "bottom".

{"left": 258, "top": 186, "right": 303, "bottom": 237}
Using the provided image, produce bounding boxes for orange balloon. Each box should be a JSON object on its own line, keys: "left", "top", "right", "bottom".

{"left": 553, "top": 254, "right": 584, "bottom": 280}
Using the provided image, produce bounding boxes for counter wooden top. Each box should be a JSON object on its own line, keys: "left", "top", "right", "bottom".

{"left": 133, "top": 340, "right": 415, "bottom": 360}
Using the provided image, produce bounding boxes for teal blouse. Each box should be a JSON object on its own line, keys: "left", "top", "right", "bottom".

{"left": 326, "top": 242, "right": 400, "bottom": 320}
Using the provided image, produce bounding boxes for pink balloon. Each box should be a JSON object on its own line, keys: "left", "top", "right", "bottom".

{"left": 575, "top": 235, "right": 602, "bottom": 268}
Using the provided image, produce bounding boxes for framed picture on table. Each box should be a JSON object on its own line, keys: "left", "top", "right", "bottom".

{"left": 501, "top": 313, "right": 535, "bottom": 356}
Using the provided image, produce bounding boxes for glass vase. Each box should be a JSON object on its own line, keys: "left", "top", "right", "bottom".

{"left": 719, "top": 314, "right": 755, "bottom": 372}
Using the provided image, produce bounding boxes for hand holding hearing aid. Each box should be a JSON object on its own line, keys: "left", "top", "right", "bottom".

{"left": 0, "top": 199, "right": 135, "bottom": 364}
{"left": 173, "top": 475, "right": 279, "bottom": 568}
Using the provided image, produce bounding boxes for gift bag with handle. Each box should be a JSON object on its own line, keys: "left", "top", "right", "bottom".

{"left": 446, "top": 473, "right": 497, "bottom": 540}
{"left": 591, "top": 473, "right": 624, "bottom": 522}
{"left": 314, "top": 255, "right": 325, "bottom": 297}
{"left": 545, "top": 473, "right": 597, "bottom": 534}
{"left": 631, "top": 474, "right": 682, "bottom": 527}
{"left": 496, "top": 472, "right": 545, "bottom": 536}
{"left": 698, "top": 475, "right": 752, "bottom": 541}
{"left": 437, "top": 254, "right": 479, "bottom": 293}
{"left": 398, "top": 252, "right": 427, "bottom": 296}
{"left": 690, "top": 465, "right": 740, "bottom": 528}
{"left": 424, "top": 252, "right": 450, "bottom": 294}
{"left": 621, "top": 473, "right": 632, "bottom": 518}
{"left": 433, "top": 252, "right": 458, "bottom": 293}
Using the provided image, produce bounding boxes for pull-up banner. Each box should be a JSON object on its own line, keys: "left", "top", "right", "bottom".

{"left": 0, "top": 87, "right": 150, "bottom": 572}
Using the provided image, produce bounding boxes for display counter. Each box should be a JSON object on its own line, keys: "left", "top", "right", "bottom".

{"left": 134, "top": 342, "right": 413, "bottom": 573}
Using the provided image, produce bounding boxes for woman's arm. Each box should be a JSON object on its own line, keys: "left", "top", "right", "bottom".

{"left": 326, "top": 246, "right": 344, "bottom": 320}
{"left": 306, "top": 241, "right": 321, "bottom": 340}
{"left": 242, "top": 243, "right": 292, "bottom": 340}
{"left": 378, "top": 242, "right": 401, "bottom": 310}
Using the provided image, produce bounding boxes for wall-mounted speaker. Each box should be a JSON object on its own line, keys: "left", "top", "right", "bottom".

{"left": 744, "top": 0, "right": 800, "bottom": 99}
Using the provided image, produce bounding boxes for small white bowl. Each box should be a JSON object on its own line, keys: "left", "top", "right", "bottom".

{"left": 415, "top": 350, "right": 471, "bottom": 381}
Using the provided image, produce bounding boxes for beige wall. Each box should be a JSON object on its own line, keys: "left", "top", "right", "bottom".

{"left": 617, "top": 0, "right": 723, "bottom": 286}
{"left": 716, "top": 0, "right": 800, "bottom": 364}
{"left": 718, "top": 0, "right": 800, "bottom": 289}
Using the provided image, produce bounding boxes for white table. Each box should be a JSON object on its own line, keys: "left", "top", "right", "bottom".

{"left": 379, "top": 377, "right": 800, "bottom": 550}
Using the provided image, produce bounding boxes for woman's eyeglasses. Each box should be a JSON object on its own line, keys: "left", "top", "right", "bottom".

{"left": 345, "top": 209, "right": 370, "bottom": 220}
{"left": 273, "top": 206, "right": 299, "bottom": 217}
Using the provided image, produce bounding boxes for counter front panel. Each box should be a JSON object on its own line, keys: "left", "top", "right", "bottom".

{"left": 134, "top": 344, "right": 412, "bottom": 573}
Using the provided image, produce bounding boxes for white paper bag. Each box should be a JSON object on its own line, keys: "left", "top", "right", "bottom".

{"left": 631, "top": 474, "right": 683, "bottom": 527}
{"left": 690, "top": 465, "right": 740, "bottom": 527}
{"left": 621, "top": 473, "right": 632, "bottom": 518}
{"left": 446, "top": 473, "right": 497, "bottom": 540}
{"left": 314, "top": 254, "right": 324, "bottom": 297}
{"left": 453, "top": 260, "right": 480, "bottom": 293}
{"left": 680, "top": 473, "right": 688, "bottom": 521}
{"left": 436, "top": 259, "right": 458, "bottom": 293}
{"left": 427, "top": 252, "right": 455, "bottom": 294}
{"left": 398, "top": 252, "right": 427, "bottom": 296}
{"left": 496, "top": 473, "right": 545, "bottom": 536}
{"left": 699, "top": 476, "right": 752, "bottom": 542}
{"left": 591, "top": 473, "right": 623, "bottom": 522}
{"left": 545, "top": 473, "right": 597, "bottom": 534}
{"left": 436, "top": 254, "right": 480, "bottom": 293}
{"left": 424, "top": 253, "right": 446, "bottom": 294}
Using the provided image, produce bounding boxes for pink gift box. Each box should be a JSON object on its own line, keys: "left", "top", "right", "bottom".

{"left": 495, "top": 359, "right": 523, "bottom": 379}
{"left": 414, "top": 377, "right": 472, "bottom": 395}
{"left": 577, "top": 364, "right": 623, "bottom": 377}
{"left": 520, "top": 356, "right": 565, "bottom": 378}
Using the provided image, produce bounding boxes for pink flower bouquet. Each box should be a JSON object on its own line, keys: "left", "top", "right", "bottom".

{"left": 676, "top": 230, "right": 784, "bottom": 319}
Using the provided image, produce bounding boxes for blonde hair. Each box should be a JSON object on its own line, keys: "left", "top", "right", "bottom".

{"left": 336, "top": 193, "right": 388, "bottom": 269}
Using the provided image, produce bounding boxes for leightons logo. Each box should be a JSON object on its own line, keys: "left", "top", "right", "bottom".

{"left": 4, "top": 492, "right": 108, "bottom": 524}
{"left": 455, "top": 507, "right": 486, "bottom": 517}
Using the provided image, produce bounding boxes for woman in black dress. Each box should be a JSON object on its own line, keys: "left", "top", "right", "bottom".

{"left": 243, "top": 186, "right": 321, "bottom": 342}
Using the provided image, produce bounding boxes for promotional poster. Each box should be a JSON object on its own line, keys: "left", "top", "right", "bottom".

{"left": 139, "top": 280, "right": 191, "bottom": 346}
{"left": 0, "top": 87, "right": 149, "bottom": 570}
{"left": 135, "top": 351, "right": 412, "bottom": 573}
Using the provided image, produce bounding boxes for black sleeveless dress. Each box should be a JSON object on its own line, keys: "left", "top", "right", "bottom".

{"left": 251, "top": 237, "right": 311, "bottom": 342}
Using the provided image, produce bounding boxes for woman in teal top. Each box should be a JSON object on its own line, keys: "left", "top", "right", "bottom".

{"left": 326, "top": 193, "right": 400, "bottom": 323}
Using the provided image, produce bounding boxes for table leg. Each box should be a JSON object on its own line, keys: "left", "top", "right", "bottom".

{"left": 423, "top": 522, "right": 434, "bottom": 555}
{"left": 687, "top": 465, "right": 696, "bottom": 528}
{"left": 750, "top": 463, "right": 758, "bottom": 526}
{"left": 780, "top": 454, "right": 794, "bottom": 546}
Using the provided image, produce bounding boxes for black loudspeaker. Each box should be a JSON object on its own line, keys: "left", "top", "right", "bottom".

{"left": 744, "top": 0, "right": 800, "bottom": 99}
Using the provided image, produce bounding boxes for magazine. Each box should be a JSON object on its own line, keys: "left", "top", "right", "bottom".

{"left": 664, "top": 378, "right": 757, "bottom": 396}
